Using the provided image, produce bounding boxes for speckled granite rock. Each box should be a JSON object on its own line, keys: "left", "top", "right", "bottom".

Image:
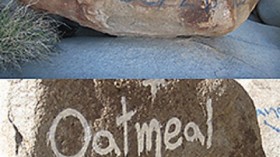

{"left": 19, "top": 0, "right": 258, "bottom": 37}
{"left": 0, "top": 80, "right": 264, "bottom": 157}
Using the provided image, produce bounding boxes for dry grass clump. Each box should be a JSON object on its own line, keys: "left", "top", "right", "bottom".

{"left": 0, "top": 0, "right": 60, "bottom": 70}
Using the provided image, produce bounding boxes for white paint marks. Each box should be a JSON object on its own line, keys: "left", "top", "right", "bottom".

{"left": 48, "top": 108, "right": 92, "bottom": 157}
{"left": 92, "top": 130, "right": 121, "bottom": 156}
{"left": 197, "top": 80, "right": 226, "bottom": 97}
{"left": 48, "top": 96, "right": 214, "bottom": 157}
{"left": 142, "top": 79, "right": 168, "bottom": 103}
{"left": 206, "top": 98, "right": 213, "bottom": 149}
{"left": 184, "top": 122, "right": 205, "bottom": 146}
{"left": 116, "top": 97, "right": 137, "bottom": 157}
{"left": 135, "top": 119, "right": 162, "bottom": 157}
{"left": 164, "top": 117, "right": 183, "bottom": 151}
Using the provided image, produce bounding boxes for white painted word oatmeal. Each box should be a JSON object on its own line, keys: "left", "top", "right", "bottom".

{"left": 48, "top": 96, "right": 213, "bottom": 157}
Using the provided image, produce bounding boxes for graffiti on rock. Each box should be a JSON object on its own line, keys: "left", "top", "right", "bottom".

{"left": 256, "top": 106, "right": 280, "bottom": 133}
{"left": 48, "top": 96, "right": 214, "bottom": 157}
{"left": 120, "top": 0, "right": 217, "bottom": 9}
{"left": 119, "top": 0, "right": 246, "bottom": 9}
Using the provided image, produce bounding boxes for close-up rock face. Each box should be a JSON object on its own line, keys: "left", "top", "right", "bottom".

{"left": 19, "top": 0, "right": 258, "bottom": 37}
{"left": 237, "top": 80, "right": 280, "bottom": 157}
{"left": 0, "top": 80, "right": 265, "bottom": 157}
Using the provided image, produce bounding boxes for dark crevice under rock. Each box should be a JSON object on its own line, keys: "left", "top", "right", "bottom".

{"left": 55, "top": 16, "right": 117, "bottom": 38}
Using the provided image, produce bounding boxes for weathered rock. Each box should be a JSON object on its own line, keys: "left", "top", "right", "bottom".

{"left": 0, "top": 79, "right": 264, "bottom": 157}
{"left": 237, "top": 80, "right": 280, "bottom": 157}
{"left": 19, "top": 0, "right": 258, "bottom": 37}
{"left": 0, "top": 80, "right": 44, "bottom": 157}
{"left": 0, "top": 80, "right": 14, "bottom": 157}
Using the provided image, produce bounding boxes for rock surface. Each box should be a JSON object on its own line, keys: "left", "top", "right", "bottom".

{"left": 0, "top": 80, "right": 44, "bottom": 157}
{"left": 19, "top": 0, "right": 258, "bottom": 37}
{"left": 257, "top": 0, "right": 280, "bottom": 27}
{"left": 0, "top": 80, "right": 14, "bottom": 157}
{"left": 0, "top": 20, "right": 279, "bottom": 78}
{"left": 0, "top": 80, "right": 265, "bottom": 157}
{"left": 237, "top": 80, "right": 280, "bottom": 157}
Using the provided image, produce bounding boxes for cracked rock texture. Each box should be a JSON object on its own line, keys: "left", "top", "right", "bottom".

{"left": 0, "top": 80, "right": 264, "bottom": 157}
{"left": 237, "top": 80, "right": 280, "bottom": 157}
{"left": 19, "top": 0, "right": 258, "bottom": 37}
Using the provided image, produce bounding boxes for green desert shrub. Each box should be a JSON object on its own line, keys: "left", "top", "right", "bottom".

{"left": 0, "top": 0, "right": 60, "bottom": 70}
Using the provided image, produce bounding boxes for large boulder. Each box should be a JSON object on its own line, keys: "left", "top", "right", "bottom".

{"left": 0, "top": 80, "right": 265, "bottom": 157}
{"left": 19, "top": 0, "right": 258, "bottom": 37}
